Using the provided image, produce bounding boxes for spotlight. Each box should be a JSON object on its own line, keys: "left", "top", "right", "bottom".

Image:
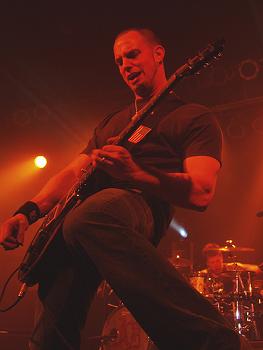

{"left": 169, "top": 218, "right": 188, "bottom": 238}
{"left": 34, "top": 156, "right": 47, "bottom": 169}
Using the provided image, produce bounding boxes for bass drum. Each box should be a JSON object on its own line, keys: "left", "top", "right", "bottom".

{"left": 100, "top": 305, "right": 158, "bottom": 350}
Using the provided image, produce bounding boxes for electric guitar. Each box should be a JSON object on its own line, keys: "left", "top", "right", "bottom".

{"left": 18, "top": 39, "right": 225, "bottom": 286}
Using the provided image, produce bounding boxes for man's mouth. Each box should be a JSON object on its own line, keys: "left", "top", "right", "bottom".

{"left": 127, "top": 72, "right": 141, "bottom": 81}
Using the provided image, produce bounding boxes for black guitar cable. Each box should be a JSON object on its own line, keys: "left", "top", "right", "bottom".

{"left": 0, "top": 269, "right": 75, "bottom": 349}
{"left": 0, "top": 267, "right": 27, "bottom": 312}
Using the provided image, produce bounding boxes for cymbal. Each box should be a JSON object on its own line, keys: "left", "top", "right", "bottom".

{"left": 198, "top": 269, "right": 233, "bottom": 278}
{"left": 168, "top": 256, "right": 192, "bottom": 268}
{"left": 209, "top": 246, "right": 255, "bottom": 252}
{"left": 225, "top": 262, "right": 260, "bottom": 273}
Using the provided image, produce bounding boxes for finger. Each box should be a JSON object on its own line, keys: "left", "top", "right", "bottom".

{"left": 102, "top": 145, "right": 117, "bottom": 151}
{"left": 91, "top": 149, "right": 124, "bottom": 170}
{"left": 93, "top": 147, "right": 126, "bottom": 161}
{"left": 106, "top": 136, "right": 121, "bottom": 145}
{"left": 100, "top": 149, "right": 128, "bottom": 162}
{"left": 5, "top": 222, "right": 20, "bottom": 241}
{"left": 90, "top": 150, "right": 101, "bottom": 167}
{"left": 94, "top": 148, "right": 112, "bottom": 157}
{"left": 91, "top": 154, "right": 113, "bottom": 170}
{"left": 16, "top": 219, "right": 27, "bottom": 245}
{"left": 4, "top": 237, "right": 22, "bottom": 249}
{"left": 17, "top": 228, "right": 25, "bottom": 246}
{"left": 1, "top": 241, "right": 20, "bottom": 250}
{"left": 1, "top": 229, "right": 23, "bottom": 248}
{"left": 91, "top": 149, "right": 116, "bottom": 163}
{"left": 96, "top": 156, "right": 114, "bottom": 167}
{"left": 1, "top": 222, "right": 22, "bottom": 246}
{"left": 91, "top": 149, "right": 101, "bottom": 156}
{"left": 4, "top": 236, "right": 18, "bottom": 243}
{"left": 102, "top": 145, "right": 125, "bottom": 152}
{"left": 3, "top": 244, "right": 20, "bottom": 251}
{"left": 101, "top": 148, "right": 131, "bottom": 163}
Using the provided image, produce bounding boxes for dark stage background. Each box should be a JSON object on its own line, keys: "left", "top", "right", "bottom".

{"left": 0, "top": 1, "right": 263, "bottom": 349}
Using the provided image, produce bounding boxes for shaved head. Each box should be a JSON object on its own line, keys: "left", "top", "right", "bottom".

{"left": 114, "top": 28, "right": 162, "bottom": 47}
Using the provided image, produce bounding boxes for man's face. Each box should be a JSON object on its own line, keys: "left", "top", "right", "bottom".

{"left": 113, "top": 31, "right": 162, "bottom": 98}
{"left": 207, "top": 254, "right": 224, "bottom": 275}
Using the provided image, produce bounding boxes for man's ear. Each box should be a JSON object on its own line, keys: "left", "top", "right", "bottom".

{"left": 153, "top": 45, "right": 165, "bottom": 64}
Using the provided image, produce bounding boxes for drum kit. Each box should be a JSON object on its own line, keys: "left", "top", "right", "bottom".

{"left": 89, "top": 281, "right": 157, "bottom": 350}
{"left": 189, "top": 241, "right": 263, "bottom": 341}
{"left": 91, "top": 241, "right": 263, "bottom": 349}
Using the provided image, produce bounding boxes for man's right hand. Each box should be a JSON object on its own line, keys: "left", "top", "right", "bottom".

{"left": 0, "top": 214, "right": 29, "bottom": 250}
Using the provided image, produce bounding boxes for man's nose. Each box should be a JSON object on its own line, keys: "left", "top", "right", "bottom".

{"left": 122, "top": 58, "right": 133, "bottom": 73}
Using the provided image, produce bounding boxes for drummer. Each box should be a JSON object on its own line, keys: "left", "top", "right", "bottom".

{"left": 200, "top": 242, "right": 263, "bottom": 297}
{"left": 201, "top": 243, "right": 227, "bottom": 275}
{"left": 200, "top": 243, "right": 234, "bottom": 296}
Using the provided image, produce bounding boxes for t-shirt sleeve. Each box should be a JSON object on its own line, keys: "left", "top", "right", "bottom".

{"left": 180, "top": 112, "right": 223, "bottom": 164}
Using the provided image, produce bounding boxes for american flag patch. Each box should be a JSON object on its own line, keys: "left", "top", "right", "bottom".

{"left": 128, "top": 125, "right": 152, "bottom": 144}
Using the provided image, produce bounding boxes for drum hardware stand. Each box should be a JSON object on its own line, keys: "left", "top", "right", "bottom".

{"left": 221, "top": 241, "right": 260, "bottom": 340}
{"left": 232, "top": 265, "right": 260, "bottom": 339}
{"left": 189, "top": 241, "right": 194, "bottom": 275}
{"left": 246, "top": 272, "right": 260, "bottom": 339}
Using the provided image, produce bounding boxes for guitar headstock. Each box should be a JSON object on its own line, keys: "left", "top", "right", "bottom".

{"left": 175, "top": 38, "right": 225, "bottom": 77}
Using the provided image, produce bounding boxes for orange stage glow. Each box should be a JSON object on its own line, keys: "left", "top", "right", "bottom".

{"left": 0, "top": 159, "right": 47, "bottom": 220}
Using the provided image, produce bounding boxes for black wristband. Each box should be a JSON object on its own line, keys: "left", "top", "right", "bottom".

{"left": 13, "top": 201, "right": 41, "bottom": 225}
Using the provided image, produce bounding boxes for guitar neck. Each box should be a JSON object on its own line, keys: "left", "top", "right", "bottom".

{"left": 67, "top": 39, "right": 225, "bottom": 200}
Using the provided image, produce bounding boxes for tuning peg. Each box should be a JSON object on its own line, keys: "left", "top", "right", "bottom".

{"left": 186, "top": 59, "right": 193, "bottom": 69}
{"left": 212, "top": 52, "right": 223, "bottom": 60}
{"left": 202, "top": 62, "right": 211, "bottom": 68}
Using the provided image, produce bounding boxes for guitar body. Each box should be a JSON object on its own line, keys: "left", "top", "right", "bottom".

{"left": 18, "top": 223, "right": 63, "bottom": 286}
{"left": 18, "top": 196, "right": 80, "bottom": 286}
{"left": 18, "top": 168, "right": 111, "bottom": 286}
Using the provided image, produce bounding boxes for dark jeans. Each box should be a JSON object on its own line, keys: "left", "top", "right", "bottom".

{"left": 29, "top": 188, "right": 240, "bottom": 350}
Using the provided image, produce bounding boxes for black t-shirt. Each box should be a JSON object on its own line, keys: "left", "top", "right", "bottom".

{"left": 81, "top": 93, "right": 222, "bottom": 242}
